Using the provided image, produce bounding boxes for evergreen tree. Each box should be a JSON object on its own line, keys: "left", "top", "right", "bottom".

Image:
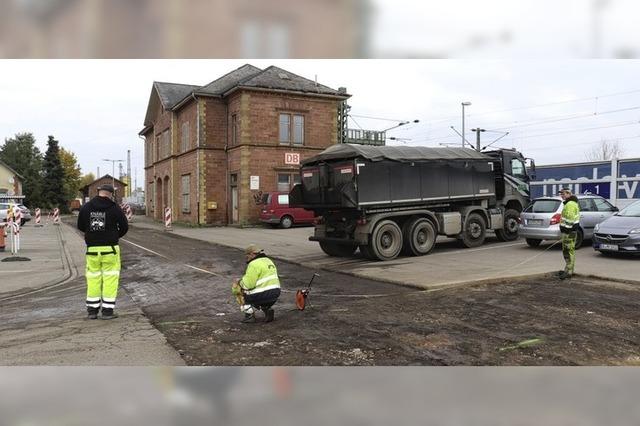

{"left": 42, "top": 135, "right": 66, "bottom": 210}
{"left": 0, "top": 133, "right": 44, "bottom": 207}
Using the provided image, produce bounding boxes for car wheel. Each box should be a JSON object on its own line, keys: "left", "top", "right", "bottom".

{"left": 461, "top": 213, "right": 486, "bottom": 248}
{"left": 20, "top": 219, "right": 26, "bottom": 226}
{"left": 575, "top": 229, "right": 584, "bottom": 249}
{"left": 280, "top": 215, "right": 293, "bottom": 229}
{"left": 526, "top": 238, "right": 542, "bottom": 247}
{"left": 495, "top": 209, "right": 521, "bottom": 242}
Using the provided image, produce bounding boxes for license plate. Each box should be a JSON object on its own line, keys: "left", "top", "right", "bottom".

{"left": 599, "top": 244, "right": 619, "bottom": 251}
{"left": 527, "top": 219, "right": 543, "bottom": 226}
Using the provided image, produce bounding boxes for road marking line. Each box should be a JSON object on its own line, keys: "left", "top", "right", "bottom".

{"left": 121, "top": 239, "right": 169, "bottom": 259}
{"left": 122, "top": 238, "right": 225, "bottom": 278}
{"left": 185, "top": 264, "right": 224, "bottom": 277}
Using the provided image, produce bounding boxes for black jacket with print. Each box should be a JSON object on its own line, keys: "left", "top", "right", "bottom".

{"left": 77, "top": 196, "right": 128, "bottom": 247}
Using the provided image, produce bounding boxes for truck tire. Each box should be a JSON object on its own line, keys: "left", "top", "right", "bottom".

{"left": 319, "top": 241, "right": 357, "bottom": 257}
{"left": 525, "top": 238, "right": 542, "bottom": 247}
{"left": 495, "top": 209, "right": 520, "bottom": 242}
{"left": 461, "top": 213, "right": 486, "bottom": 248}
{"left": 370, "top": 220, "right": 403, "bottom": 261}
{"left": 402, "top": 217, "right": 436, "bottom": 256}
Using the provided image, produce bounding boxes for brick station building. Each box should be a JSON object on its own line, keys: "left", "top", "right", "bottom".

{"left": 140, "top": 64, "right": 350, "bottom": 225}
{"left": 81, "top": 175, "right": 128, "bottom": 206}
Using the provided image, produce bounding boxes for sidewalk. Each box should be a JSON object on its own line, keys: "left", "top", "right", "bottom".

{"left": 0, "top": 219, "right": 184, "bottom": 366}
{"left": 0, "top": 223, "right": 72, "bottom": 293}
{"left": 129, "top": 215, "right": 640, "bottom": 289}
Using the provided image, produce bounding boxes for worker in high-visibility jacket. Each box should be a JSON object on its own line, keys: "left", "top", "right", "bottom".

{"left": 77, "top": 184, "right": 128, "bottom": 319}
{"left": 232, "top": 244, "right": 281, "bottom": 323}
{"left": 558, "top": 188, "right": 581, "bottom": 280}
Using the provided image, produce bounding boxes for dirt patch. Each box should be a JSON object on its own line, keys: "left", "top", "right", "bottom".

{"left": 120, "top": 227, "right": 640, "bottom": 366}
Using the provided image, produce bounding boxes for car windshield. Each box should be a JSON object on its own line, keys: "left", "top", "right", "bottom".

{"left": 526, "top": 199, "right": 561, "bottom": 213}
{"left": 617, "top": 201, "right": 640, "bottom": 217}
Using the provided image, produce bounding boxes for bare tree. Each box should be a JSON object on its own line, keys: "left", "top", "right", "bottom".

{"left": 585, "top": 139, "right": 625, "bottom": 161}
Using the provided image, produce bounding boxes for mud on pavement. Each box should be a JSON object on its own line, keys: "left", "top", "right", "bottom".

{"left": 120, "top": 226, "right": 640, "bottom": 366}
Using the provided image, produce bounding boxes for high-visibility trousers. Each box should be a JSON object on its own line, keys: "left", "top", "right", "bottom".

{"left": 561, "top": 232, "right": 577, "bottom": 274}
{"left": 85, "top": 245, "right": 121, "bottom": 311}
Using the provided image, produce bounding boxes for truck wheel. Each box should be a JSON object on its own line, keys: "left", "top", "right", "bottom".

{"left": 370, "top": 220, "right": 403, "bottom": 261}
{"left": 495, "top": 209, "right": 520, "bottom": 242}
{"left": 280, "top": 215, "right": 293, "bottom": 229}
{"left": 319, "top": 241, "right": 357, "bottom": 257}
{"left": 526, "top": 238, "right": 542, "bottom": 247}
{"left": 402, "top": 217, "right": 436, "bottom": 256}
{"left": 461, "top": 213, "right": 486, "bottom": 248}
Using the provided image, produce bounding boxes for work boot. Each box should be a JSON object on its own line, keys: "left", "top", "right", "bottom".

{"left": 87, "top": 308, "right": 99, "bottom": 320}
{"left": 241, "top": 313, "right": 256, "bottom": 323}
{"left": 559, "top": 271, "right": 573, "bottom": 280}
{"left": 101, "top": 308, "right": 118, "bottom": 320}
{"left": 265, "top": 309, "right": 275, "bottom": 323}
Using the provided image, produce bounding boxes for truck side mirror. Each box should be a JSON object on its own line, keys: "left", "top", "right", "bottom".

{"left": 526, "top": 158, "right": 536, "bottom": 180}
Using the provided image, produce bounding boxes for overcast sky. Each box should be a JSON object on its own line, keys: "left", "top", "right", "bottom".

{"left": 1, "top": 59, "right": 639, "bottom": 188}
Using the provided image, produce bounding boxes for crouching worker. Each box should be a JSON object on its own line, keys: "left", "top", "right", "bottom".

{"left": 231, "top": 244, "right": 281, "bottom": 323}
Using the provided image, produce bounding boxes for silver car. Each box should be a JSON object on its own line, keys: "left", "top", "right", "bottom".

{"left": 593, "top": 200, "right": 640, "bottom": 255}
{"left": 519, "top": 195, "right": 618, "bottom": 248}
{"left": 0, "top": 203, "right": 32, "bottom": 225}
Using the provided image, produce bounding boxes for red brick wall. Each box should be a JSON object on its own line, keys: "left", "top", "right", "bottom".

{"left": 85, "top": 177, "right": 127, "bottom": 206}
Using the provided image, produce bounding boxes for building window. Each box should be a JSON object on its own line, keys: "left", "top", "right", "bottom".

{"left": 148, "top": 182, "right": 154, "bottom": 211}
{"left": 163, "top": 130, "right": 171, "bottom": 158}
{"left": 277, "top": 172, "right": 300, "bottom": 192}
{"left": 181, "top": 122, "right": 190, "bottom": 152}
{"left": 293, "top": 115, "right": 304, "bottom": 145}
{"left": 181, "top": 174, "right": 190, "bottom": 213}
{"left": 279, "top": 113, "right": 304, "bottom": 145}
{"left": 155, "top": 135, "right": 160, "bottom": 162}
{"left": 231, "top": 114, "right": 238, "bottom": 146}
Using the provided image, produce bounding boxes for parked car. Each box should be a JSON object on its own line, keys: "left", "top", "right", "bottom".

{"left": 519, "top": 194, "right": 618, "bottom": 248}
{"left": 593, "top": 199, "right": 640, "bottom": 255}
{"left": 0, "top": 203, "right": 32, "bottom": 225}
{"left": 259, "top": 192, "right": 315, "bottom": 229}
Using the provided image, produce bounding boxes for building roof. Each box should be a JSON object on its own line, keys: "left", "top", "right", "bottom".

{"left": 303, "top": 144, "right": 490, "bottom": 165}
{"left": 231, "top": 65, "right": 346, "bottom": 97}
{"left": 0, "top": 159, "right": 24, "bottom": 180}
{"left": 154, "top": 81, "right": 201, "bottom": 110}
{"left": 142, "top": 64, "right": 350, "bottom": 131}
{"left": 81, "top": 174, "right": 128, "bottom": 191}
{"left": 196, "top": 64, "right": 263, "bottom": 96}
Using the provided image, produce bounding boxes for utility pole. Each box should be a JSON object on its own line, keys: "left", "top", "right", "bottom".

{"left": 471, "top": 128, "right": 486, "bottom": 151}
{"left": 461, "top": 102, "right": 472, "bottom": 147}
{"left": 127, "top": 149, "right": 132, "bottom": 197}
{"left": 103, "top": 159, "right": 124, "bottom": 189}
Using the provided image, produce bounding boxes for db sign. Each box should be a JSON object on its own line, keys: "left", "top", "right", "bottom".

{"left": 285, "top": 152, "right": 300, "bottom": 165}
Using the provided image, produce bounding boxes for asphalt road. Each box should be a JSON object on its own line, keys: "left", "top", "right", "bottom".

{"left": 117, "top": 226, "right": 640, "bottom": 366}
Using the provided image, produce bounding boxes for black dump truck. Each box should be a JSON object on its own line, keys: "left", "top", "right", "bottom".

{"left": 289, "top": 144, "right": 534, "bottom": 261}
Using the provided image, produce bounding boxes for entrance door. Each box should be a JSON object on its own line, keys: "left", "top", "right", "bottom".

{"left": 230, "top": 173, "right": 239, "bottom": 223}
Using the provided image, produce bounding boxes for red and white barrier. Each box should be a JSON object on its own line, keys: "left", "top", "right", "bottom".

{"left": 35, "top": 208, "right": 42, "bottom": 227}
{"left": 164, "top": 207, "right": 172, "bottom": 231}
{"left": 125, "top": 204, "right": 133, "bottom": 222}
{"left": 53, "top": 207, "right": 60, "bottom": 225}
{"left": 8, "top": 221, "right": 20, "bottom": 254}
{"left": 14, "top": 206, "right": 22, "bottom": 226}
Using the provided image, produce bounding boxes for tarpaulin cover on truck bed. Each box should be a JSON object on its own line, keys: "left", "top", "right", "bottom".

{"left": 302, "top": 144, "right": 490, "bottom": 165}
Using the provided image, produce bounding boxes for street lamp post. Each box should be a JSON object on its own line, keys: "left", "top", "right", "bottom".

{"left": 461, "top": 102, "right": 472, "bottom": 148}
{"left": 102, "top": 158, "right": 124, "bottom": 195}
